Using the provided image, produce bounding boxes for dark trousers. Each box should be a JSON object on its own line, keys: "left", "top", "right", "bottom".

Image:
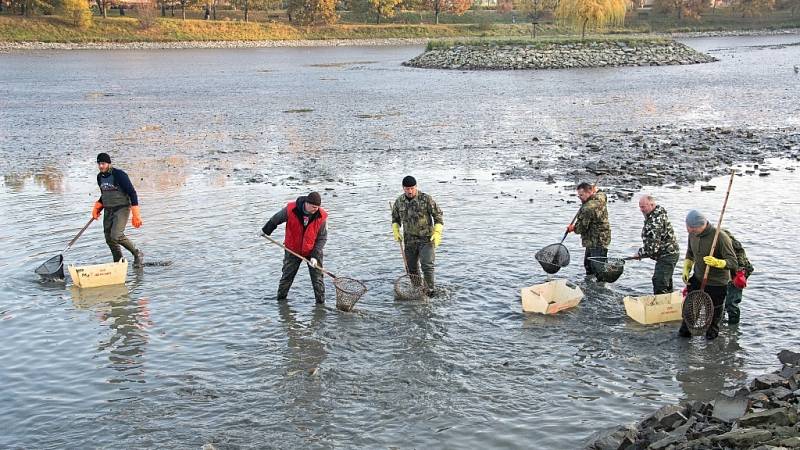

{"left": 653, "top": 253, "right": 679, "bottom": 295}
{"left": 405, "top": 238, "right": 435, "bottom": 290}
{"left": 679, "top": 277, "right": 727, "bottom": 338}
{"left": 725, "top": 283, "right": 743, "bottom": 324}
{"left": 277, "top": 251, "right": 325, "bottom": 303}
{"left": 583, "top": 247, "right": 608, "bottom": 276}
{"left": 103, "top": 206, "right": 138, "bottom": 262}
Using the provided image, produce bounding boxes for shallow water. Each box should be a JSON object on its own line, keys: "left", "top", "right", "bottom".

{"left": 1, "top": 35, "right": 799, "bottom": 448}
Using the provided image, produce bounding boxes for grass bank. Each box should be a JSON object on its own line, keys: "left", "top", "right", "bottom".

{"left": 0, "top": 16, "right": 550, "bottom": 43}
{"left": 1, "top": 13, "right": 799, "bottom": 44}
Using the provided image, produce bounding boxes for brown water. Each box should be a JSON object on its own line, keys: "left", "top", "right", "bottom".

{"left": 1, "top": 35, "right": 799, "bottom": 448}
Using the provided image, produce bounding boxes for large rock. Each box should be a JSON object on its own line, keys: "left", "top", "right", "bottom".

{"left": 738, "top": 407, "right": 798, "bottom": 427}
{"left": 641, "top": 405, "right": 689, "bottom": 430}
{"left": 753, "top": 374, "right": 790, "bottom": 390}
{"left": 585, "top": 425, "right": 637, "bottom": 450}
{"left": 778, "top": 350, "right": 800, "bottom": 366}
{"left": 713, "top": 395, "right": 749, "bottom": 422}
{"left": 710, "top": 428, "right": 773, "bottom": 446}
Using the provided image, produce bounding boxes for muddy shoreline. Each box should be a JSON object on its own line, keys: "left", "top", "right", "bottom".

{"left": 499, "top": 126, "right": 800, "bottom": 200}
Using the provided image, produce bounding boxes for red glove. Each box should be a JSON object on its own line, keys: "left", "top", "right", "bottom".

{"left": 681, "top": 286, "right": 688, "bottom": 299}
{"left": 131, "top": 205, "right": 142, "bottom": 228}
{"left": 733, "top": 270, "right": 747, "bottom": 289}
{"left": 91, "top": 201, "right": 103, "bottom": 220}
{"left": 566, "top": 224, "right": 575, "bottom": 233}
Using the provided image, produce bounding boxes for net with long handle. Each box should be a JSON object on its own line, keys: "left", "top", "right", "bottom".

{"left": 682, "top": 291, "right": 715, "bottom": 335}
{"left": 535, "top": 243, "right": 570, "bottom": 274}
{"left": 587, "top": 256, "right": 626, "bottom": 283}
{"left": 394, "top": 273, "right": 427, "bottom": 301}
{"left": 35, "top": 255, "right": 65, "bottom": 281}
{"left": 333, "top": 277, "right": 367, "bottom": 312}
{"left": 262, "top": 234, "right": 366, "bottom": 312}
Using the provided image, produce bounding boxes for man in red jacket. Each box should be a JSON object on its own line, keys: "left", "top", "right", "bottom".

{"left": 262, "top": 192, "right": 328, "bottom": 304}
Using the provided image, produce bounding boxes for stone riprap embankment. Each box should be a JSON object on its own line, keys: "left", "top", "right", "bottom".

{"left": 586, "top": 350, "right": 800, "bottom": 450}
{"left": 403, "top": 40, "right": 717, "bottom": 70}
{"left": 500, "top": 126, "right": 800, "bottom": 200}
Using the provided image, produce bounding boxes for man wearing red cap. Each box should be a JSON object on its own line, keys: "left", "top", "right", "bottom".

{"left": 262, "top": 192, "right": 328, "bottom": 304}
{"left": 92, "top": 153, "right": 144, "bottom": 267}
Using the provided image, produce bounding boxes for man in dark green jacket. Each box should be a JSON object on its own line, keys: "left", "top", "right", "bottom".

{"left": 567, "top": 182, "right": 611, "bottom": 276}
{"left": 679, "top": 210, "right": 738, "bottom": 340}
{"left": 391, "top": 175, "right": 443, "bottom": 294}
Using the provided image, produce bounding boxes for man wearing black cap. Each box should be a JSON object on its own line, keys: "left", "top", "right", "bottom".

{"left": 391, "top": 176, "right": 444, "bottom": 294}
{"left": 92, "top": 153, "right": 144, "bottom": 267}
{"left": 262, "top": 192, "right": 328, "bottom": 304}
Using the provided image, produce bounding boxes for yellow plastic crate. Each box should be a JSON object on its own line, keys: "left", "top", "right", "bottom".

{"left": 521, "top": 279, "right": 584, "bottom": 314}
{"left": 68, "top": 259, "right": 128, "bottom": 288}
{"left": 623, "top": 291, "right": 684, "bottom": 325}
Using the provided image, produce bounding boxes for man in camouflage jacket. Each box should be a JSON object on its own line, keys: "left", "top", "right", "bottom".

{"left": 568, "top": 182, "right": 611, "bottom": 276}
{"left": 392, "top": 175, "right": 444, "bottom": 294}
{"left": 722, "top": 229, "right": 753, "bottom": 324}
{"left": 635, "top": 195, "right": 680, "bottom": 294}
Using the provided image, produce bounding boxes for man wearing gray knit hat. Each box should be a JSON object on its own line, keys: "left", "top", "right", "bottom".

{"left": 678, "top": 209, "right": 738, "bottom": 340}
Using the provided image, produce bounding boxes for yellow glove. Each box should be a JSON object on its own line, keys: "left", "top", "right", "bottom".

{"left": 392, "top": 223, "right": 402, "bottom": 242}
{"left": 703, "top": 256, "right": 726, "bottom": 269}
{"left": 682, "top": 259, "right": 694, "bottom": 284}
{"left": 430, "top": 224, "right": 443, "bottom": 247}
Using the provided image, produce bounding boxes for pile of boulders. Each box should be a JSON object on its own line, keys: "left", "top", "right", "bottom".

{"left": 403, "top": 40, "right": 717, "bottom": 71}
{"left": 587, "top": 350, "right": 800, "bottom": 450}
{"left": 501, "top": 126, "right": 800, "bottom": 199}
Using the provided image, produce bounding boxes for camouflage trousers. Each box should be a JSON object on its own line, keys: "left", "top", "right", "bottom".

{"left": 404, "top": 237, "right": 435, "bottom": 291}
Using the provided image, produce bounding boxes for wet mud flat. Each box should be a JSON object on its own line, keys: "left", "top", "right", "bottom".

{"left": 500, "top": 126, "right": 800, "bottom": 200}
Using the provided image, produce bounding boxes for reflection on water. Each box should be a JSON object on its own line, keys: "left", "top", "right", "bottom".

{"left": 70, "top": 284, "right": 152, "bottom": 384}
{"left": 676, "top": 329, "right": 748, "bottom": 402}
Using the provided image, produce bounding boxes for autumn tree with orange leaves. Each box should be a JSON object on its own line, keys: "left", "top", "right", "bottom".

{"left": 426, "top": 0, "right": 471, "bottom": 24}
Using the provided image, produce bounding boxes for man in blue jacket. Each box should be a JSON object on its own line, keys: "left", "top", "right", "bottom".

{"left": 91, "top": 153, "right": 144, "bottom": 267}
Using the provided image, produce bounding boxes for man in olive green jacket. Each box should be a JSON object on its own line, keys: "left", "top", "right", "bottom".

{"left": 679, "top": 210, "right": 738, "bottom": 340}
{"left": 391, "top": 175, "right": 444, "bottom": 294}
{"left": 567, "top": 182, "right": 611, "bottom": 276}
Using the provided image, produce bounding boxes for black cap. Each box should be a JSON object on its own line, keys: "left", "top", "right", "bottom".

{"left": 97, "top": 153, "right": 111, "bottom": 164}
{"left": 402, "top": 175, "right": 416, "bottom": 187}
{"left": 306, "top": 191, "right": 322, "bottom": 206}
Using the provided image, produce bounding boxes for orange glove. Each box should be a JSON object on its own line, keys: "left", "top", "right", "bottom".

{"left": 566, "top": 224, "right": 575, "bottom": 233}
{"left": 131, "top": 205, "right": 142, "bottom": 228}
{"left": 92, "top": 201, "right": 103, "bottom": 220}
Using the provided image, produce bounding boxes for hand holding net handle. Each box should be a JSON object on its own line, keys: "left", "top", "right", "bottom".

{"left": 700, "top": 170, "right": 736, "bottom": 291}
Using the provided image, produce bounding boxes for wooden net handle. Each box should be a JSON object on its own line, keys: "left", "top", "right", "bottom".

{"left": 700, "top": 170, "right": 736, "bottom": 291}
